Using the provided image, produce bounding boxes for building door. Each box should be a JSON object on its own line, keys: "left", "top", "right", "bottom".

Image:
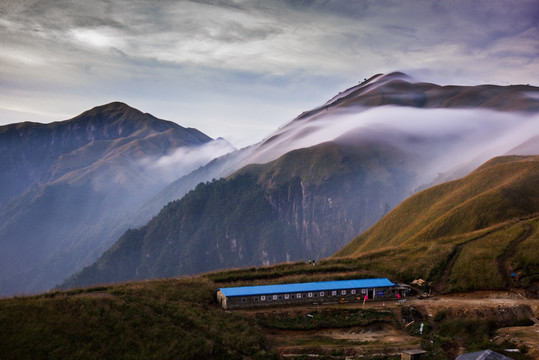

{"left": 368, "top": 289, "right": 374, "bottom": 299}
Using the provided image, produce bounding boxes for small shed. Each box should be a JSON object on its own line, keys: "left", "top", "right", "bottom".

{"left": 401, "top": 349, "right": 427, "bottom": 360}
{"left": 455, "top": 350, "right": 513, "bottom": 360}
{"left": 217, "top": 278, "right": 397, "bottom": 309}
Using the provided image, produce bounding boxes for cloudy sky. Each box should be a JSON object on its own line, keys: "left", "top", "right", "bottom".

{"left": 1, "top": 0, "right": 538, "bottom": 146}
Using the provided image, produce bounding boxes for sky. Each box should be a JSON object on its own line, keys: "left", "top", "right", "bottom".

{"left": 1, "top": 0, "right": 538, "bottom": 147}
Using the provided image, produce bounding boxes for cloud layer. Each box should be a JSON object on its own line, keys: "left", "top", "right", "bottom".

{"left": 1, "top": 0, "right": 538, "bottom": 146}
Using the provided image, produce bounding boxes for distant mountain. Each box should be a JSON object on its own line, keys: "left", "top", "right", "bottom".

{"left": 245, "top": 72, "right": 539, "bottom": 165}
{"left": 335, "top": 155, "right": 539, "bottom": 293}
{"left": 63, "top": 136, "right": 419, "bottom": 287}
{"left": 65, "top": 73, "right": 539, "bottom": 289}
{"left": 0, "top": 102, "right": 230, "bottom": 295}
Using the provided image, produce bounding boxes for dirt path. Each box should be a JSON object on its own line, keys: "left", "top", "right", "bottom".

{"left": 412, "top": 292, "right": 539, "bottom": 359}
{"left": 433, "top": 218, "right": 536, "bottom": 295}
{"left": 497, "top": 222, "right": 534, "bottom": 288}
{"left": 263, "top": 323, "right": 421, "bottom": 357}
{"left": 433, "top": 229, "right": 498, "bottom": 294}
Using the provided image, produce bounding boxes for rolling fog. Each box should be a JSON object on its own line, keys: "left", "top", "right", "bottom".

{"left": 246, "top": 105, "right": 539, "bottom": 188}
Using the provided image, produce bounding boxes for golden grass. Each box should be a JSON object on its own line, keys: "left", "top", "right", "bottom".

{"left": 449, "top": 226, "right": 520, "bottom": 291}
{"left": 336, "top": 155, "right": 539, "bottom": 258}
{"left": 334, "top": 156, "right": 539, "bottom": 292}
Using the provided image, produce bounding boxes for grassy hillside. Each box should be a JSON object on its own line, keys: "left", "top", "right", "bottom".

{"left": 334, "top": 155, "right": 539, "bottom": 293}
{"left": 1, "top": 260, "right": 535, "bottom": 360}
{"left": 0, "top": 278, "right": 275, "bottom": 360}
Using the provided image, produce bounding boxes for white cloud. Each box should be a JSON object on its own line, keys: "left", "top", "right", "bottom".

{"left": 245, "top": 105, "right": 539, "bottom": 187}
{"left": 1, "top": 0, "right": 538, "bottom": 146}
{"left": 139, "top": 138, "right": 236, "bottom": 183}
{"left": 70, "top": 27, "right": 125, "bottom": 49}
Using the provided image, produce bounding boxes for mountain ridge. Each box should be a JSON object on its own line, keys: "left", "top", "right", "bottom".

{"left": 334, "top": 155, "right": 539, "bottom": 293}
{"left": 0, "top": 102, "right": 219, "bottom": 295}
{"left": 64, "top": 74, "right": 539, "bottom": 290}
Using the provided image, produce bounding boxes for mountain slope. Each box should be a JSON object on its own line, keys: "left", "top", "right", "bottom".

{"left": 65, "top": 73, "right": 539, "bottom": 290}
{"left": 0, "top": 102, "right": 221, "bottom": 295}
{"left": 0, "top": 102, "right": 209, "bottom": 207}
{"left": 64, "top": 136, "right": 420, "bottom": 287}
{"left": 246, "top": 72, "right": 539, "bottom": 165}
{"left": 334, "top": 155, "right": 539, "bottom": 293}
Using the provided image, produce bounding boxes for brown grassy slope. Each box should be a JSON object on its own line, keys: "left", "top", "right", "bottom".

{"left": 335, "top": 155, "right": 539, "bottom": 256}
{"left": 332, "top": 156, "right": 539, "bottom": 291}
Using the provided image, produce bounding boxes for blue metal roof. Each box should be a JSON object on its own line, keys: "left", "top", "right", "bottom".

{"left": 218, "top": 278, "right": 395, "bottom": 297}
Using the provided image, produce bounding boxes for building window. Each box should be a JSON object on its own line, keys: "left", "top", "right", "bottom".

{"left": 254, "top": 297, "right": 259, "bottom": 302}
{"left": 297, "top": 293, "right": 302, "bottom": 298}
{"left": 351, "top": 289, "right": 356, "bottom": 295}
{"left": 278, "top": 295, "right": 283, "bottom": 300}
{"left": 341, "top": 290, "right": 346, "bottom": 295}
{"left": 361, "top": 289, "right": 367, "bottom": 294}
{"left": 273, "top": 295, "right": 278, "bottom": 300}
{"left": 242, "top": 298, "right": 247, "bottom": 303}
{"left": 308, "top": 292, "right": 313, "bottom": 298}
{"left": 331, "top": 291, "right": 337, "bottom": 296}
{"left": 284, "top": 294, "right": 289, "bottom": 299}
{"left": 261, "top": 296, "right": 266, "bottom": 301}
{"left": 291, "top": 295, "right": 295, "bottom": 299}
{"left": 314, "top": 293, "right": 318, "bottom": 297}
{"left": 320, "top": 291, "right": 324, "bottom": 297}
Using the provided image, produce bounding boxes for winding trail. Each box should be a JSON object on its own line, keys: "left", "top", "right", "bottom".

{"left": 497, "top": 221, "right": 534, "bottom": 288}
{"left": 433, "top": 217, "right": 537, "bottom": 294}
{"left": 432, "top": 228, "right": 498, "bottom": 294}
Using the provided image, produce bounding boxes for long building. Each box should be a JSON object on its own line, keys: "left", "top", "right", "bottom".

{"left": 217, "top": 278, "right": 406, "bottom": 310}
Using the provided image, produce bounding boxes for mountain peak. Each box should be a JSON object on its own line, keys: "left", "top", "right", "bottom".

{"left": 74, "top": 101, "right": 148, "bottom": 123}
{"left": 61, "top": 101, "right": 184, "bottom": 138}
{"left": 301, "top": 71, "right": 539, "bottom": 119}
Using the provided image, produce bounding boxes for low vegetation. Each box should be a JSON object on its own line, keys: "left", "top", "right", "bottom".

{"left": 0, "top": 279, "right": 277, "bottom": 360}
{"left": 424, "top": 311, "right": 534, "bottom": 360}
{"left": 256, "top": 308, "right": 394, "bottom": 330}
{"left": 334, "top": 156, "right": 539, "bottom": 293}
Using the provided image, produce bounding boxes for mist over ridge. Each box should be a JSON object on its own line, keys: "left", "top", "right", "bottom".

{"left": 63, "top": 73, "right": 539, "bottom": 290}
{"left": 0, "top": 102, "right": 228, "bottom": 296}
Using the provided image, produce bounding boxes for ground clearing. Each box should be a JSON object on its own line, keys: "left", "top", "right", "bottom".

{"left": 236, "top": 290, "right": 539, "bottom": 359}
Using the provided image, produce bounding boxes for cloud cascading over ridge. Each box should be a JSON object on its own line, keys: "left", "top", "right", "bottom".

{"left": 1, "top": 0, "right": 538, "bottom": 146}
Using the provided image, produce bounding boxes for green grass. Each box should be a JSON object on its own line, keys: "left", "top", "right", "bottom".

{"left": 449, "top": 226, "right": 519, "bottom": 291}
{"left": 511, "top": 219, "right": 539, "bottom": 286}
{"left": 423, "top": 314, "right": 534, "bottom": 360}
{"left": 0, "top": 279, "right": 277, "bottom": 360}
{"left": 256, "top": 308, "right": 394, "bottom": 330}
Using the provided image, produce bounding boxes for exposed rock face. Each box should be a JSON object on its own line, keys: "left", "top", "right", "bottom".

{"left": 64, "top": 139, "right": 418, "bottom": 287}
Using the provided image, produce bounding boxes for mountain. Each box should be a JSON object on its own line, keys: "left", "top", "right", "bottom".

{"left": 335, "top": 155, "right": 539, "bottom": 293}
{"left": 65, "top": 73, "right": 539, "bottom": 289}
{"left": 63, "top": 135, "right": 420, "bottom": 287}
{"left": 245, "top": 72, "right": 539, "bottom": 166}
{"left": 0, "top": 102, "right": 230, "bottom": 296}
